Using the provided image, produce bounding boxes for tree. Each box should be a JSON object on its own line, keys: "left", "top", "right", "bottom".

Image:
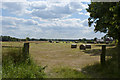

{"left": 94, "top": 37, "right": 97, "bottom": 41}
{"left": 79, "top": 39, "right": 82, "bottom": 41}
{"left": 86, "top": 1, "right": 120, "bottom": 72}
{"left": 26, "top": 37, "right": 30, "bottom": 41}
{"left": 82, "top": 38, "right": 86, "bottom": 42}
{"left": 86, "top": 2, "right": 120, "bottom": 45}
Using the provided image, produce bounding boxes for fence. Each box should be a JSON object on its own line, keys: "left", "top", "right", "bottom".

{"left": 101, "top": 45, "right": 106, "bottom": 66}
{"left": 23, "top": 43, "right": 29, "bottom": 55}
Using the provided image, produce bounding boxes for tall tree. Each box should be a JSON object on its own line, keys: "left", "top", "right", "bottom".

{"left": 94, "top": 37, "right": 97, "bottom": 41}
{"left": 87, "top": 2, "right": 120, "bottom": 45}
{"left": 26, "top": 37, "right": 30, "bottom": 41}
{"left": 87, "top": 2, "right": 120, "bottom": 72}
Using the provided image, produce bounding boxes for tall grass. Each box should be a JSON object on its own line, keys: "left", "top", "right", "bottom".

{"left": 2, "top": 47, "right": 46, "bottom": 78}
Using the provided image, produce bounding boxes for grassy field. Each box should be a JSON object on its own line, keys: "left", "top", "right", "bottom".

{"left": 2, "top": 41, "right": 116, "bottom": 78}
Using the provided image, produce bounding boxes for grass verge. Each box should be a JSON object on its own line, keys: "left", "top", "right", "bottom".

{"left": 2, "top": 47, "right": 46, "bottom": 78}
{"left": 51, "top": 66, "right": 90, "bottom": 78}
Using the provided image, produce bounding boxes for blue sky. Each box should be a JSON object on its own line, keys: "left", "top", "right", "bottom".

{"left": 1, "top": 0, "right": 105, "bottom": 39}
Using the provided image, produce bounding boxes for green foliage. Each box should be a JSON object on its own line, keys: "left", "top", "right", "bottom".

{"left": 93, "top": 37, "right": 97, "bottom": 41}
{"left": 26, "top": 37, "right": 30, "bottom": 41}
{"left": 112, "top": 39, "right": 118, "bottom": 45}
{"left": 87, "top": 2, "right": 120, "bottom": 44}
{"left": 1, "top": 36, "right": 20, "bottom": 41}
{"left": 2, "top": 48, "right": 46, "bottom": 78}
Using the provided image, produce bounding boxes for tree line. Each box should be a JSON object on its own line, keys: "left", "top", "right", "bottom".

{"left": 0, "top": 36, "right": 47, "bottom": 41}
{"left": 0, "top": 35, "right": 113, "bottom": 43}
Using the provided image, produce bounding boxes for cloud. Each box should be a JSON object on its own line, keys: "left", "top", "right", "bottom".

{"left": 85, "top": 12, "right": 90, "bottom": 16}
{"left": 2, "top": 16, "right": 42, "bottom": 38}
{"left": 2, "top": 1, "right": 89, "bottom": 19}
{"left": 70, "top": 2, "right": 88, "bottom": 10}
{"left": 43, "top": 0, "right": 90, "bottom": 3}
{"left": 30, "top": 1, "right": 88, "bottom": 19}
{"left": 79, "top": 12, "right": 90, "bottom": 17}
{"left": 1, "top": 1, "right": 105, "bottom": 39}
{"left": 23, "top": 19, "right": 39, "bottom": 25}
{"left": 30, "top": 2, "right": 72, "bottom": 19}
{"left": 2, "top": 16, "right": 105, "bottom": 39}
{"left": 2, "top": 16, "right": 88, "bottom": 29}
{"left": 2, "top": 0, "right": 27, "bottom": 2}
{"left": 2, "top": 17, "right": 39, "bottom": 28}
{"left": 29, "top": 1, "right": 47, "bottom": 9}
{"left": 81, "top": 19, "right": 88, "bottom": 26}
{"left": 2, "top": 2, "right": 29, "bottom": 15}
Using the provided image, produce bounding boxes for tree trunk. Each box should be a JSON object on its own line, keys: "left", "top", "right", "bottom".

{"left": 101, "top": 45, "right": 106, "bottom": 66}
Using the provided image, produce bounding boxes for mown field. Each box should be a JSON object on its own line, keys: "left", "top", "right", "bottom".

{"left": 2, "top": 41, "right": 116, "bottom": 78}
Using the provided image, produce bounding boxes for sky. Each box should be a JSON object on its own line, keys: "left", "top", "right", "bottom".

{"left": 1, "top": 0, "right": 106, "bottom": 39}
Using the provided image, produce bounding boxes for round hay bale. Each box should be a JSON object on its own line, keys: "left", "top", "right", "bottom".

{"left": 56, "top": 41, "right": 59, "bottom": 43}
{"left": 106, "top": 41, "right": 109, "bottom": 44}
{"left": 86, "top": 44, "right": 91, "bottom": 49}
{"left": 75, "top": 41, "right": 78, "bottom": 43}
{"left": 80, "top": 44, "right": 86, "bottom": 50}
{"left": 71, "top": 44, "right": 77, "bottom": 48}
{"left": 49, "top": 40, "right": 53, "bottom": 43}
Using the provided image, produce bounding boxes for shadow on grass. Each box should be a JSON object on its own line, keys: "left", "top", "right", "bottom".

{"left": 51, "top": 66, "right": 90, "bottom": 78}
{"left": 83, "top": 49, "right": 101, "bottom": 56}
{"left": 83, "top": 46, "right": 117, "bottom": 57}
{"left": 81, "top": 47, "right": 120, "bottom": 78}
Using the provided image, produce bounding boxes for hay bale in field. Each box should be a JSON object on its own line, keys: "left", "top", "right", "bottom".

{"left": 75, "top": 41, "right": 78, "bottom": 43}
{"left": 49, "top": 40, "right": 53, "bottom": 43}
{"left": 80, "top": 44, "right": 86, "bottom": 50}
{"left": 106, "top": 41, "right": 109, "bottom": 44}
{"left": 86, "top": 44, "right": 91, "bottom": 49}
{"left": 71, "top": 44, "right": 77, "bottom": 48}
{"left": 56, "top": 41, "right": 59, "bottom": 43}
{"left": 66, "top": 41, "right": 68, "bottom": 43}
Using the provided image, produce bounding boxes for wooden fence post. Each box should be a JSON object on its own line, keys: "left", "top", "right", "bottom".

{"left": 23, "top": 43, "right": 29, "bottom": 55}
{"left": 101, "top": 45, "right": 106, "bottom": 66}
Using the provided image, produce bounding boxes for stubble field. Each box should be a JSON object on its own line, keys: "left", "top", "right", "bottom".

{"left": 2, "top": 41, "right": 114, "bottom": 78}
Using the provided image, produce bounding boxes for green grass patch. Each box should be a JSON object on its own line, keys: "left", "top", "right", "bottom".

{"left": 52, "top": 66, "right": 90, "bottom": 78}
{"left": 2, "top": 47, "right": 46, "bottom": 78}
